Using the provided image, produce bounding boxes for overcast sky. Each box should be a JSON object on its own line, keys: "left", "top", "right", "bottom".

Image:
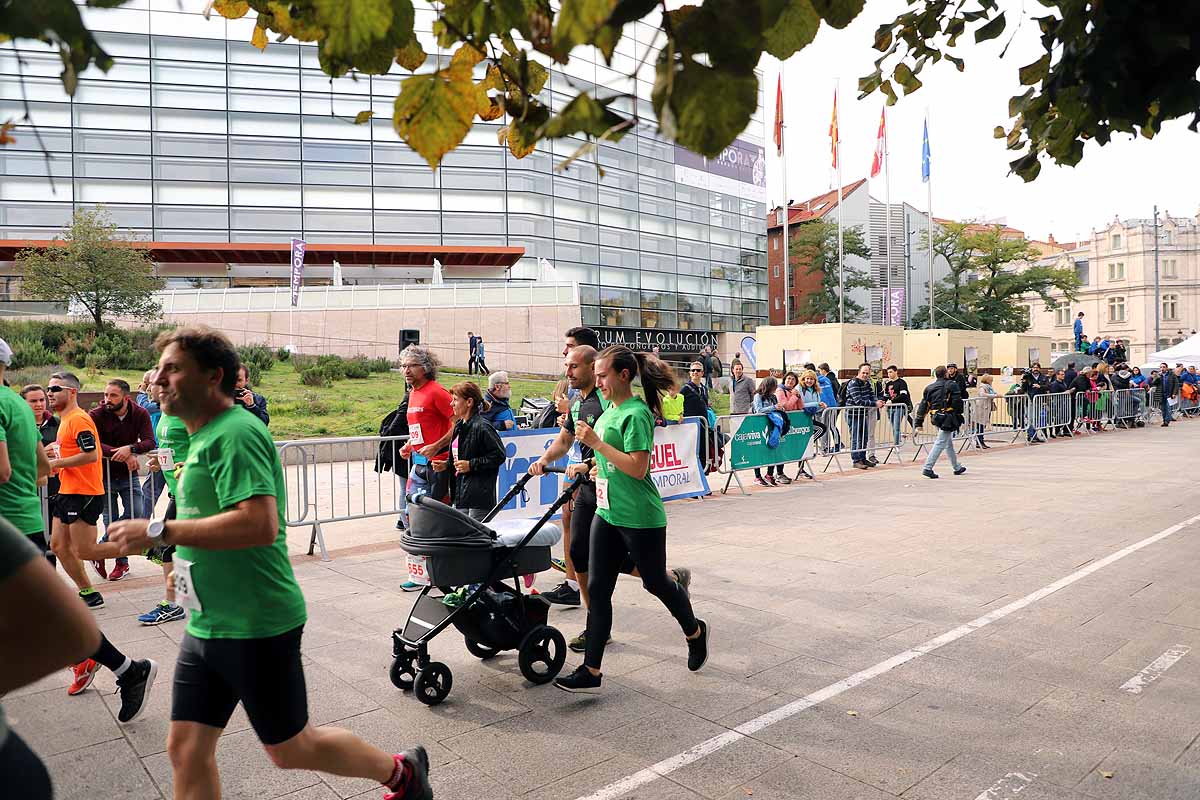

{"left": 761, "top": 0, "right": 1200, "bottom": 243}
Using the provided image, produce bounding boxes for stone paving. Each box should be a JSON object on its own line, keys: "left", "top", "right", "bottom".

{"left": 12, "top": 422, "right": 1200, "bottom": 800}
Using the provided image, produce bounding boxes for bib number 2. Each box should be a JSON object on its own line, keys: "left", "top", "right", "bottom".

{"left": 595, "top": 478, "right": 610, "bottom": 510}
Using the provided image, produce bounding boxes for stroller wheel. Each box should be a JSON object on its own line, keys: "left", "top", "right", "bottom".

{"left": 414, "top": 662, "right": 453, "bottom": 706}
{"left": 389, "top": 652, "right": 417, "bottom": 691}
{"left": 465, "top": 637, "right": 502, "bottom": 660}
{"left": 518, "top": 625, "right": 567, "bottom": 685}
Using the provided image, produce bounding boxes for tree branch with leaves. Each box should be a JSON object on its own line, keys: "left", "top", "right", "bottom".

{"left": 788, "top": 220, "right": 872, "bottom": 324}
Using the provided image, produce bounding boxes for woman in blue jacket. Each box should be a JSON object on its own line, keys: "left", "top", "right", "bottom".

{"left": 815, "top": 370, "right": 840, "bottom": 451}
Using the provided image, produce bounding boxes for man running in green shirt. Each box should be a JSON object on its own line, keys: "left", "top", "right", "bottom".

{"left": 108, "top": 326, "right": 431, "bottom": 800}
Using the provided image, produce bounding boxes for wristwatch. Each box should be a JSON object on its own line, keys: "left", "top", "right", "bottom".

{"left": 147, "top": 517, "right": 168, "bottom": 544}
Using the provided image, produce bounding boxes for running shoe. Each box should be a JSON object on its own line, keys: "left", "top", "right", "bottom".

{"left": 137, "top": 602, "right": 185, "bottom": 626}
{"left": 115, "top": 659, "right": 158, "bottom": 724}
{"left": 91, "top": 559, "right": 108, "bottom": 579}
{"left": 400, "top": 580, "right": 423, "bottom": 592}
{"left": 568, "top": 629, "right": 611, "bottom": 652}
{"left": 67, "top": 659, "right": 99, "bottom": 696}
{"left": 673, "top": 567, "right": 692, "bottom": 599}
{"left": 384, "top": 746, "right": 432, "bottom": 800}
{"left": 753, "top": 477, "right": 768, "bottom": 487}
{"left": 764, "top": 475, "right": 777, "bottom": 486}
{"left": 541, "top": 581, "right": 581, "bottom": 606}
{"left": 775, "top": 474, "right": 792, "bottom": 485}
{"left": 79, "top": 589, "right": 105, "bottom": 609}
{"left": 107, "top": 562, "right": 130, "bottom": 581}
{"left": 550, "top": 557, "right": 567, "bottom": 574}
{"left": 687, "top": 618, "right": 710, "bottom": 672}
{"left": 554, "top": 664, "right": 603, "bottom": 693}
{"left": 953, "top": 466, "right": 967, "bottom": 476}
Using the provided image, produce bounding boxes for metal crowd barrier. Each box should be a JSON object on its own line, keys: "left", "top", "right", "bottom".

{"left": 275, "top": 434, "right": 410, "bottom": 561}
{"left": 714, "top": 410, "right": 821, "bottom": 494}
{"left": 813, "top": 404, "right": 912, "bottom": 472}
{"left": 1074, "top": 389, "right": 1114, "bottom": 432}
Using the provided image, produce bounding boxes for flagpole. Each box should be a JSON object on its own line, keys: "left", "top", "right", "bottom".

{"left": 836, "top": 82, "right": 844, "bottom": 324}
{"left": 925, "top": 110, "right": 935, "bottom": 329}
{"left": 883, "top": 106, "right": 893, "bottom": 325}
{"left": 781, "top": 65, "right": 790, "bottom": 325}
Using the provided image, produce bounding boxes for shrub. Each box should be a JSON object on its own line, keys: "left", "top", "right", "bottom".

{"left": 237, "top": 344, "right": 275, "bottom": 375}
{"left": 241, "top": 360, "right": 262, "bottom": 386}
{"left": 275, "top": 347, "right": 291, "bottom": 362}
{"left": 367, "top": 356, "right": 393, "bottom": 373}
{"left": 301, "top": 391, "right": 330, "bottom": 415}
{"left": 299, "top": 365, "right": 335, "bottom": 387}
{"left": 343, "top": 357, "right": 371, "bottom": 379}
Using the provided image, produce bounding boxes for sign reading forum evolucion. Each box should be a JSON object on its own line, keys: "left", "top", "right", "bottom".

{"left": 596, "top": 327, "right": 719, "bottom": 353}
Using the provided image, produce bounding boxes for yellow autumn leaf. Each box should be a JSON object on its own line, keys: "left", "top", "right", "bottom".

{"left": 393, "top": 67, "right": 479, "bottom": 169}
{"left": 354, "top": 110, "right": 374, "bottom": 124}
{"left": 213, "top": 0, "right": 250, "bottom": 19}
{"left": 251, "top": 24, "right": 269, "bottom": 50}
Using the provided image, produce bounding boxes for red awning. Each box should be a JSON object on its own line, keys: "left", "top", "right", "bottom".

{"left": 0, "top": 240, "right": 524, "bottom": 268}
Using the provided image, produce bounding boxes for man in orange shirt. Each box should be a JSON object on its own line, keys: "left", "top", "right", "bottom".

{"left": 46, "top": 372, "right": 122, "bottom": 609}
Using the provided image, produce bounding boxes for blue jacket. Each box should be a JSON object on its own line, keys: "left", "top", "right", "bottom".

{"left": 1073, "top": 318, "right": 1083, "bottom": 336}
{"left": 480, "top": 392, "right": 516, "bottom": 431}
{"left": 1181, "top": 371, "right": 1199, "bottom": 386}
{"left": 817, "top": 374, "right": 838, "bottom": 408}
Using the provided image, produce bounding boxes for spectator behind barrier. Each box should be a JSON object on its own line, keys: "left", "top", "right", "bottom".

{"left": 234, "top": 365, "right": 270, "bottom": 427}
{"left": 480, "top": 372, "right": 516, "bottom": 431}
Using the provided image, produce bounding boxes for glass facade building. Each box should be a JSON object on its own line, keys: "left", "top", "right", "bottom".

{"left": 0, "top": 1, "right": 768, "bottom": 334}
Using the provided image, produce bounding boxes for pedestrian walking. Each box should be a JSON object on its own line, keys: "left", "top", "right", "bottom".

{"left": 914, "top": 365, "right": 967, "bottom": 479}
{"left": 474, "top": 336, "right": 489, "bottom": 374}
{"left": 466, "top": 331, "right": 478, "bottom": 375}
{"left": 554, "top": 345, "right": 707, "bottom": 693}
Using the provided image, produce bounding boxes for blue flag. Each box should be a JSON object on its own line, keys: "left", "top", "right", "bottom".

{"left": 921, "top": 118, "right": 931, "bottom": 183}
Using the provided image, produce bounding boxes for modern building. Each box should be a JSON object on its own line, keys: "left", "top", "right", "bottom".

{"left": 766, "top": 181, "right": 945, "bottom": 327}
{"left": 0, "top": 1, "right": 768, "bottom": 358}
{"left": 1020, "top": 212, "right": 1200, "bottom": 365}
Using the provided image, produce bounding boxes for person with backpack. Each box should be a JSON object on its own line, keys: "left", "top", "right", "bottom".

{"left": 379, "top": 387, "right": 411, "bottom": 531}
{"left": 914, "top": 365, "right": 967, "bottom": 479}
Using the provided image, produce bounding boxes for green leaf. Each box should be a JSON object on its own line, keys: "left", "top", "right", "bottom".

{"left": 974, "top": 13, "right": 1006, "bottom": 43}
{"left": 810, "top": 0, "right": 864, "bottom": 29}
{"left": 551, "top": 0, "right": 616, "bottom": 61}
{"left": 313, "top": 0, "right": 393, "bottom": 60}
{"left": 393, "top": 66, "right": 481, "bottom": 168}
{"left": 542, "top": 93, "right": 629, "bottom": 140}
{"left": 439, "top": 0, "right": 532, "bottom": 50}
{"left": 653, "top": 56, "right": 757, "bottom": 157}
{"left": 593, "top": 0, "right": 659, "bottom": 61}
{"left": 1010, "top": 152, "right": 1041, "bottom": 182}
{"left": 1018, "top": 53, "right": 1050, "bottom": 86}
{"left": 893, "top": 62, "right": 923, "bottom": 94}
{"left": 354, "top": 110, "right": 374, "bottom": 124}
{"left": 674, "top": 0, "right": 764, "bottom": 71}
{"left": 763, "top": 0, "right": 821, "bottom": 59}
{"left": 395, "top": 38, "right": 427, "bottom": 70}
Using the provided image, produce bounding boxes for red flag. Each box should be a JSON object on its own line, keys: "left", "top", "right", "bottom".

{"left": 870, "top": 106, "right": 885, "bottom": 178}
{"left": 774, "top": 75, "right": 784, "bottom": 156}
{"left": 828, "top": 90, "right": 839, "bottom": 168}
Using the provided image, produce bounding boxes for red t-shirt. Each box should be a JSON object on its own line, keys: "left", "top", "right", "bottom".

{"left": 406, "top": 381, "right": 453, "bottom": 462}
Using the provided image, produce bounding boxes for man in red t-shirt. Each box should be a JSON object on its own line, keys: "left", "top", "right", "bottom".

{"left": 396, "top": 347, "right": 454, "bottom": 568}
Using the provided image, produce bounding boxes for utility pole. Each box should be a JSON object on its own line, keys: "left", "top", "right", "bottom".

{"left": 1153, "top": 205, "right": 1161, "bottom": 353}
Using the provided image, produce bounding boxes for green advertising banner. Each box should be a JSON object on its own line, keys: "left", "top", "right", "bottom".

{"left": 727, "top": 411, "right": 817, "bottom": 470}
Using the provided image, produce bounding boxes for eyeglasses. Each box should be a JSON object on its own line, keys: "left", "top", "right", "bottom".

{"left": 46, "top": 386, "right": 67, "bottom": 393}
{"left": 493, "top": 381, "right": 509, "bottom": 385}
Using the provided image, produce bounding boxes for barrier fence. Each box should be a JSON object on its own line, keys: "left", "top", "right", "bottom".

{"left": 37, "top": 392, "right": 1184, "bottom": 563}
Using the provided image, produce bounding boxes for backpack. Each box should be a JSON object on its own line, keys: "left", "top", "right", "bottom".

{"left": 932, "top": 382, "right": 960, "bottom": 432}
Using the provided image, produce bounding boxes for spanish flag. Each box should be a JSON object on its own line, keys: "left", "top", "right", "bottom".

{"left": 829, "top": 89, "right": 839, "bottom": 168}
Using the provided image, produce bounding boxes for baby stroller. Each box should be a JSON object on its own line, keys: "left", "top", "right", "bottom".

{"left": 391, "top": 467, "right": 573, "bottom": 705}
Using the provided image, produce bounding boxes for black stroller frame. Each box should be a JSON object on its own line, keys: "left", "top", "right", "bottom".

{"left": 390, "top": 466, "right": 576, "bottom": 705}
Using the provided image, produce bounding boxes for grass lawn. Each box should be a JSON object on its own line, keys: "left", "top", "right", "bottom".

{"left": 23, "top": 363, "right": 731, "bottom": 440}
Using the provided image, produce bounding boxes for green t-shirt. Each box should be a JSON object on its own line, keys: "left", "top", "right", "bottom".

{"left": 175, "top": 407, "right": 306, "bottom": 639}
{"left": 155, "top": 414, "right": 190, "bottom": 497}
{"left": 594, "top": 396, "right": 667, "bottom": 528}
{"left": 0, "top": 388, "right": 45, "bottom": 535}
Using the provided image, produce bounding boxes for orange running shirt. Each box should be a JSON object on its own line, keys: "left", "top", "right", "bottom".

{"left": 57, "top": 407, "right": 104, "bottom": 496}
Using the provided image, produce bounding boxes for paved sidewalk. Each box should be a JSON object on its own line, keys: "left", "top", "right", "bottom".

{"left": 13, "top": 423, "right": 1200, "bottom": 800}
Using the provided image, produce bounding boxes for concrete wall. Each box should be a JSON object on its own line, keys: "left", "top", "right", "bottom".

{"left": 754, "top": 323, "right": 905, "bottom": 377}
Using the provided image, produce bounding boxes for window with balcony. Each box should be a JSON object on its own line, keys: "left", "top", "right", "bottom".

{"left": 1107, "top": 296, "right": 1126, "bottom": 323}
{"left": 1108, "top": 261, "right": 1125, "bottom": 281}
{"left": 1163, "top": 293, "right": 1180, "bottom": 321}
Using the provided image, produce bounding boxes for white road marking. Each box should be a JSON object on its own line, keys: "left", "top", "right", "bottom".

{"left": 573, "top": 512, "right": 1200, "bottom": 800}
{"left": 974, "top": 771, "right": 1038, "bottom": 800}
{"left": 1120, "top": 645, "right": 1191, "bottom": 694}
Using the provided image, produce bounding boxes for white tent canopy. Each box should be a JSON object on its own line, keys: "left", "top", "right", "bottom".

{"left": 1143, "top": 332, "right": 1200, "bottom": 371}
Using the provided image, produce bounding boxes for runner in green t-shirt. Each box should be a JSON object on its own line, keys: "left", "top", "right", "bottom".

{"left": 0, "top": 384, "right": 50, "bottom": 538}
{"left": 135, "top": 412, "right": 191, "bottom": 627}
{"left": 106, "top": 326, "right": 431, "bottom": 800}
{"left": 554, "top": 344, "right": 709, "bottom": 694}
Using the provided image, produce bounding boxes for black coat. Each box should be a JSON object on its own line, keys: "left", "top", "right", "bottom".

{"left": 915, "top": 378, "right": 964, "bottom": 430}
{"left": 681, "top": 381, "right": 709, "bottom": 419}
{"left": 449, "top": 413, "right": 505, "bottom": 512}
{"left": 375, "top": 396, "right": 410, "bottom": 478}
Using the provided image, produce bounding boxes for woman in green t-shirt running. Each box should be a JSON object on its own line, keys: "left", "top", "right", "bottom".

{"left": 554, "top": 345, "right": 709, "bottom": 693}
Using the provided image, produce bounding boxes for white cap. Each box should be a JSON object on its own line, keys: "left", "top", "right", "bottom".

{"left": 0, "top": 338, "right": 12, "bottom": 366}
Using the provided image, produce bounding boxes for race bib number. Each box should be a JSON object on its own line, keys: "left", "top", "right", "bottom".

{"left": 409, "top": 423, "right": 424, "bottom": 446}
{"left": 595, "top": 478, "right": 610, "bottom": 510}
{"left": 157, "top": 447, "right": 174, "bottom": 471}
{"left": 173, "top": 556, "right": 202, "bottom": 613}
{"left": 406, "top": 554, "right": 431, "bottom": 586}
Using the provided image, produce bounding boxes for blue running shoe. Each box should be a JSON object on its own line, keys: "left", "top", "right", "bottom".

{"left": 138, "top": 602, "right": 185, "bottom": 626}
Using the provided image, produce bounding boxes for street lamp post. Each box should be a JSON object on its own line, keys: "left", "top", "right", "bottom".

{"left": 1153, "top": 205, "right": 1161, "bottom": 354}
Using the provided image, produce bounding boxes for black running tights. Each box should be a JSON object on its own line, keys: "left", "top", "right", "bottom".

{"left": 92, "top": 633, "right": 126, "bottom": 672}
{"left": 584, "top": 517, "right": 697, "bottom": 670}
{"left": 0, "top": 732, "right": 52, "bottom": 800}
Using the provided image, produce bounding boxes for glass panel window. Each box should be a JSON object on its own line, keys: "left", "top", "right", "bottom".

{"left": 373, "top": 211, "right": 440, "bottom": 233}
{"left": 231, "top": 183, "right": 301, "bottom": 206}
{"left": 76, "top": 178, "right": 151, "bottom": 204}
{"left": 157, "top": 133, "right": 226, "bottom": 158}
{"left": 230, "top": 208, "right": 301, "bottom": 230}
{"left": 1110, "top": 233, "right": 1121, "bottom": 248}
{"left": 444, "top": 189, "right": 504, "bottom": 212}
{"left": 1107, "top": 296, "right": 1125, "bottom": 323}
{"left": 154, "top": 206, "right": 228, "bottom": 229}
{"left": 230, "top": 160, "right": 300, "bottom": 184}
{"left": 1163, "top": 259, "right": 1177, "bottom": 278}
{"left": 153, "top": 61, "right": 227, "bottom": 88}
{"left": 228, "top": 65, "right": 300, "bottom": 91}
{"left": 303, "top": 185, "right": 371, "bottom": 209}
{"left": 1107, "top": 261, "right": 1125, "bottom": 281}
{"left": 230, "top": 137, "right": 300, "bottom": 161}
{"left": 154, "top": 181, "right": 229, "bottom": 205}
{"left": 75, "top": 154, "right": 151, "bottom": 180}
{"left": 1, "top": 177, "right": 68, "bottom": 202}
{"left": 153, "top": 158, "right": 228, "bottom": 182}
{"left": 229, "top": 111, "right": 297, "bottom": 137}
{"left": 1162, "top": 293, "right": 1179, "bottom": 321}
{"left": 1054, "top": 306, "right": 1070, "bottom": 326}
{"left": 230, "top": 89, "right": 299, "bottom": 114}
{"left": 155, "top": 108, "right": 226, "bottom": 134}
{"left": 304, "top": 209, "right": 371, "bottom": 232}
{"left": 76, "top": 104, "right": 151, "bottom": 131}
{"left": 304, "top": 162, "right": 371, "bottom": 186}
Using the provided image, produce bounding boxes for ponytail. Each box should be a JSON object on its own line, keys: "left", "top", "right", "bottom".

{"left": 597, "top": 345, "right": 675, "bottom": 420}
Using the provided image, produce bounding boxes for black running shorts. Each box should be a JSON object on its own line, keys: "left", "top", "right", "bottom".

{"left": 172, "top": 625, "right": 308, "bottom": 745}
{"left": 54, "top": 494, "right": 103, "bottom": 526}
